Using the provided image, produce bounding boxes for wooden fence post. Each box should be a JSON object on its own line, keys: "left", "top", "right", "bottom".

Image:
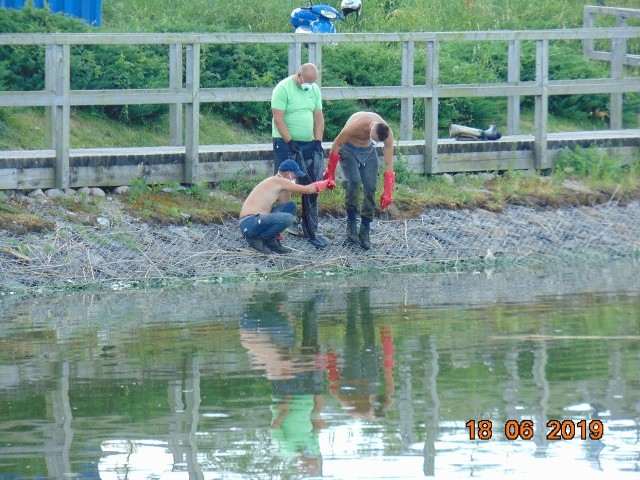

{"left": 610, "top": 15, "right": 627, "bottom": 129}
{"left": 307, "top": 42, "right": 322, "bottom": 84}
{"left": 400, "top": 40, "right": 415, "bottom": 141}
{"left": 184, "top": 43, "right": 200, "bottom": 184}
{"left": 424, "top": 40, "right": 439, "bottom": 174}
{"left": 44, "top": 45, "right": 55, "bottom": 149}
{"left": 169, "top": 43, "right": 183, "bottom": 146}
{"left": 534, "top": 39, "right": 549, "bottom": 170}
{"left": 507, "top": 39, "right": 521, "bottom": 135}
{"left": 583, "top": 7, "right": 595, "bottom": 58}
{"left": 288, "top": 41, "right": 302, "bottom": 75}
{"left": 53, "top": 44, "right": 70, "bottom": 189}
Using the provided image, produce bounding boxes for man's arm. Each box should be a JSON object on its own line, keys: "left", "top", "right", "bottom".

{"left": 272, "top": 109, "right": 291, "bottom": 142}
{"left": 277, "top": 177, "right": 334, "bottom": 195}
{"left": 329, "top": 128, "right": 350, "bottom": 155}
{"left": 382, "top": 130, "right": 395, "bottom": 172}
{"left": 313, "top": 109, "right": 324, "bottom": 142}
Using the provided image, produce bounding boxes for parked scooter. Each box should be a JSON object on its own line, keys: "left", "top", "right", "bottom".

{"left": 290, "top": 0, "right": 361, "bottom": 34}
{"left": 290, "top": 1, "right": 343, "bottom": 34}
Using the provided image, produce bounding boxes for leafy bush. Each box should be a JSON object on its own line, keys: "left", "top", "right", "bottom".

{"left": 71, "top": 44, "right": 168, "bottom": 122}
{"left": 0, "top": 5, "right": 167, "bottom": 122}
{"left": 518, "top": 42, "right": 640, "bottom": 125}
{"left": 200, "top": 44, "right": 286, "bottom": 133}
{"left": 555, "top": 145, "right": 626, "bottom": 183}
{"left": 0, "top": 3, "right": 89, "bottom": 91}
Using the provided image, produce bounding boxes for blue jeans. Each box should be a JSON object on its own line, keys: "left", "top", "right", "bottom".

{"left": 239, "top": 201, "right": 297, "bottom": 240}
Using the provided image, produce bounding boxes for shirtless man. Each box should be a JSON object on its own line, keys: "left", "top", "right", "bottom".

{"left": 239, "top": 159, "right": 334, "bottom": 254}
{"left": 322, "top": 112, "right": 396, "bottom": 250}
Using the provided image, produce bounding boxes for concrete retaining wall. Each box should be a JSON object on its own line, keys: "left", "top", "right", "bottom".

{"left": 0, "top": 130, "right": 637, "bottom": 190}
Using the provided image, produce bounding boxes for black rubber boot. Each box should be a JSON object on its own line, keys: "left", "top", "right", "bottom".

{"left": 358, "top": 223, "right": 371, "bottom": 250}
{"left": 481, "top": 124, "right": 501, "bottom": 140}
{"left": 346, "top": 219, "right": 359, "bottom": 244}
{"left": 246, "top": 237, "right": 272, "bottom": 255}
{"left": 264, "top": 237, "right": 292, "bottom": 254}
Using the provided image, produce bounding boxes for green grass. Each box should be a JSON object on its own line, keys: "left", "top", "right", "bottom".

{"left": 0, "top": 107, "right": 270, "bottom": 150}
{"left": 100, "top": 0, "right": 640, "bottom": 34}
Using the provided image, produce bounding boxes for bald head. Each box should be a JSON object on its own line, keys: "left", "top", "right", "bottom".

{"left": 298, "top": 63, "right": 318, "bottom": 83}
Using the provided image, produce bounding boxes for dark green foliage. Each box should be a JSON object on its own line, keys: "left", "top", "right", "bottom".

{"left": 555, "top": 145, "right": 633, "bottom": 183}
{"left": 322, "top": 98, "right": 362, "bottom": 140}
{"left": 200, "top": 44, "right": 287, "bottom": 132}
{"left": 518, "top": 42, "right": 639, "bottom": 124}
{"left": 0, "top": 4, "right": 89, "bottom": 91}
{"left": 71, "top": 44, "right": 168, "bottom": 122}
{"left": 0, "top": 6, "right": 167, "bottom": 122}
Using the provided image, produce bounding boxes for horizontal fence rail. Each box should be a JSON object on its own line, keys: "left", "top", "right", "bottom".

{"left": 0, "top": 11, "right": 639, "bottom": 190}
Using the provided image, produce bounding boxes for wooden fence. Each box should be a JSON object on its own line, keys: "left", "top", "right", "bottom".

{"left": 0, "top": 6, "right": 639, "bottom": 190}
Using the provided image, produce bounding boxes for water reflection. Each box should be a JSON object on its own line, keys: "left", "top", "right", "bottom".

{"left": 1, "top": 263, "right": 640, "bottom": 478}
{"left": 328, "top": 287, "right": 395, "bottom": 421}
{"left": 240, "top": 292, "right": 326, "bottom": 476}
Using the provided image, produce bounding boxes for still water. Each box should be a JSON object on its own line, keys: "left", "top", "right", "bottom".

{"left": 1, "top": 262, "right": 640, "bottom": 479}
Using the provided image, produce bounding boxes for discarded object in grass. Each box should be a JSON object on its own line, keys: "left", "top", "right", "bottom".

{"left": 449, "top": 124, "right": 502, "bottom": 141}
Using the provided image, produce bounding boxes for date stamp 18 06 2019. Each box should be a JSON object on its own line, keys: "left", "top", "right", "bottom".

{"left": 465, "top": 419, "right": 604, "bottom": 441}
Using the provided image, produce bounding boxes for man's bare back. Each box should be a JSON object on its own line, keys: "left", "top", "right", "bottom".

{"left": 333, "top": 111, "right": 388, "bottom": 148}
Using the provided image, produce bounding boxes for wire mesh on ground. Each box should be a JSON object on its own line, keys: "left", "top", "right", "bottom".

{"left": 1, "top": 199, "right": 639, "bottom": 292}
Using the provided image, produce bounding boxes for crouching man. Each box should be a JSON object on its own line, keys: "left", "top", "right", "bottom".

{"left": 239, "top": 159, "right": 335, "bottom": 255}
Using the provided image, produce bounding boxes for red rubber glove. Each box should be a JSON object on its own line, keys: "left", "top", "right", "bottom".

{"left": 380, "top": 171, "right": 395, "bottom": 209}
{"left": 314, "top": 179, "right": 335, "bottom": 192}
{"left": 322, "top": 152, "right": 341, "bottom": 184}
{"left": 380, "top": 325, "right": 395, "bottom": 369}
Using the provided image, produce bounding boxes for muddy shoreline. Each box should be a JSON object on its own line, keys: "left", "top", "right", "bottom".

{"left": 1, "top": 194, "right": 640, "bottom": 295}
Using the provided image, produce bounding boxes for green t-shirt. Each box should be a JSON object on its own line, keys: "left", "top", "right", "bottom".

{"left": 270, "top": 394, "right": 321, "bottom": 458}
{"left": 271, "top": 76, "right": 322, "bottom": 141}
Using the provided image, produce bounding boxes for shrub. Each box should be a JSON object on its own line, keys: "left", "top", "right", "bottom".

{"left": 0, "top": 6, "right": 167, "bottom": 122}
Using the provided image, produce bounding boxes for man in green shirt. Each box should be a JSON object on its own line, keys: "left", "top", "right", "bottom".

{"left": 271, "top": 63, "right": 328, "bottom": 248}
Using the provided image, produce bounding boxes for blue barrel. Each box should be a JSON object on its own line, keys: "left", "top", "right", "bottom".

{"left": 0, "top": 0, "right": 102, "bottom": 26}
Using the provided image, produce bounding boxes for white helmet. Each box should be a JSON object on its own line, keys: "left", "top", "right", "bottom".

{"left": 341, "top": 0, "right": 362, "bottom": 18}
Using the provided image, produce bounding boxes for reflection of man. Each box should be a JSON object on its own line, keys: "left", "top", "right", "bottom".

{"left": 327, "top": 287, "right": 395, "bottom": 419}
{"left": 239, "top": 293, "right": 325, "bottom": 476}
{"left": 271, "top": 62, "right": 328, "bottom": 248}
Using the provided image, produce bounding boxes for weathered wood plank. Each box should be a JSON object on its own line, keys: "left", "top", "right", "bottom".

{"left": 1, "top": 132, "right": 636, "bottom": 190}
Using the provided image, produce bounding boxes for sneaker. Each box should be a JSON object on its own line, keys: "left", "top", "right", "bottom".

{"left": 264, "top": 237, "right": 292, "bottom": 254}
{"left": 246, "top": 237, "right": 271, "bottom": 255}
{"left": 285, "top": 222, "right": 305, "bottom": 237}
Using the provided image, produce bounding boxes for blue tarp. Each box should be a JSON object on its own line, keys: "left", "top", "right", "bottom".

{"left": 0, "top": 0, "right": 102, "bottom": 26}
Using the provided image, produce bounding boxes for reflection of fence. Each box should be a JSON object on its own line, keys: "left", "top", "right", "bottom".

{"left": 0, "top": 13, "right": 639, "bottom": 189}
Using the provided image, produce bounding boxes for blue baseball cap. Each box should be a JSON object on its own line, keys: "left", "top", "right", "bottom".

{"left": 278, "top": 159, "right": 306, "bottom": 177}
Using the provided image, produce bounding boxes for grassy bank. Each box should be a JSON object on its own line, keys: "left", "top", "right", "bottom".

{"left": 2, "top": 146, "right": 639, "bottom": 234}
{"left": 1, "top": 0, "right": 639, "bottom": 227}
{"left": 99, "top": 0, "right": 640, "bottom": 34}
